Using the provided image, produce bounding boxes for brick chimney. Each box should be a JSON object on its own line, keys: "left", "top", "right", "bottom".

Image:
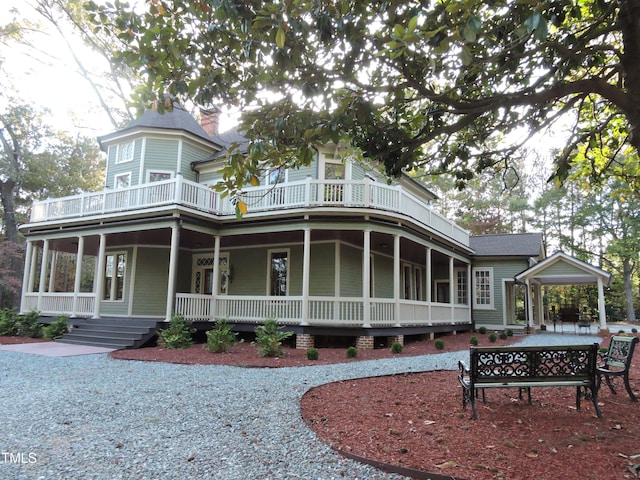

{"left": 200, "top": 106, "right": 221, "bottom": 136}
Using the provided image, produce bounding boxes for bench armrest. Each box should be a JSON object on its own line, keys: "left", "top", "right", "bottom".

{"left": 459, "top": 360, "right": 469, "bottom": 376}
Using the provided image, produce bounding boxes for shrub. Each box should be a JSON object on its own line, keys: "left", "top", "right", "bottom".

{"left": 478, "top": 326, "right": 487, "bottom": 334}
{"left": 346, "top": 346, "right": 358, "bottom": 358}
{"left": 391, "top": 342, "right": 403, "bottom": 354}
{"left": 0, "top": 308, "right": 19, "bottom": 336}
{"left": 619, "top": 330, "right": 626, "bottom": 334}
{"left": 488, "top": 333, "right": 498, "bottom": 343}
{"left": 253, "top": 318, "right": 293, "bottom": 358}
{"left": 499, "top": 332, "right": 508, "bottom": 340}
{"left": 469, "top": 336, "right": 479, "bottom": 346}
{"left": 434, "top": 339, "right": 445, "bottom": 350}
{"left": 205, "top": 318, "right": 242, "bottom": 353}
{"left": 157, "top": 314, "right": 195, "bottom": 349}
{"left": 42, "top": 316, "right": 69, "bottom": 340}
{"left": 18, "top": 311, "right": 42, "bottom": 338}
{"left": 506, "top": 329, "right": 514, "bottom": 337}
{"left": 632, "top": 328, "right": 638, "bottom": 334}
{"left": 306, "top": 347, "right": 319, "bottom": 360}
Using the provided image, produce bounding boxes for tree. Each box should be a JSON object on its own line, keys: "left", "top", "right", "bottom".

{"left": 0, "top": 99, "right": 104, "bottom": 307}
{"left": 88, "top": 0, "right": 638, "bottom": 195}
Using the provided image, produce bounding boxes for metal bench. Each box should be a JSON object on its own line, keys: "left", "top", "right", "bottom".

{"left": 597, "top": 335, "right": 639, "bottom": 401}
{"left": 458, "top": 343, "right": 602, "bottom": 419}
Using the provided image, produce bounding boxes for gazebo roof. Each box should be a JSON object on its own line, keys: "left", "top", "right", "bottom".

{"left": 514, "top": 251, "right": 612, "bottom": 286}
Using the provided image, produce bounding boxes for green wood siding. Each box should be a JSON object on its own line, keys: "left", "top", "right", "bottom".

{"left": 373, "top": 254, "right": 394, "bottom": 298}
{"left": 180, "top": 142, "right": 211, "bottom": 181}
{"left": 131, "top": 247, "right": 169, "bottom": 317}
{"left": 309, "top": 243, "right": 335, "bottom": 296}
{"left": 472, "top": 259, "right": 529, "bottom": 327}
{"left": 227, "top": 248, "right": 266, "bottom": 295}
{"left": 540, "top": 261, "right": 591, "bottom": 277}
{"left": 143, "top": 138, "right": 179, "bottom": 179}
{"left": 106, "top": 139, "right": 141, "bottom": 187}
{"left": 340, "top": 243, "right": 362, "bottom": 297}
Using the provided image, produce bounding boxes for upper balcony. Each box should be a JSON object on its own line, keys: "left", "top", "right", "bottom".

{"left": 28, "top": 176, "right": 469, "bottom": 246}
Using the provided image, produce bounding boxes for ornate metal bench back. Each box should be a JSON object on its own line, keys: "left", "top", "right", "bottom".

{"left": 605, "top": 336, "right": 639, "bottom": 370}
{"left": 470, "top": 344, "right": 598, "bottom": 386}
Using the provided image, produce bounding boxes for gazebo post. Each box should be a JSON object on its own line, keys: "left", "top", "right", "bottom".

{"left": 596, "top": 277, "right": 609, "bottom": 334}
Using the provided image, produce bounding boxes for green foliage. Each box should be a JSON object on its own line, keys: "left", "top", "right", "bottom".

{"left": 205, "top": 318, "right": 242, "bottom": 353}
{"left": 90, "top": 0, "right": 640, "bottom": 193}
{"left": 18, "top": 311, "right": 42, "bottom": 338}
{"left": 0, "top": 308, "right": 19, "bottom": 336}
{"left": 253, "top": 318, "right": 293, "bottom": 358}
{"left": 506, "top": 329, "right": 514, "bottom": 337}
{"left": 42, "top": 316, "right": 68, "bottom": 340}
{"left": 469, "top": 336, "right": 479, "bottom": 346}
{"left": 390, "top": 342, "right": 403, "bottom": 354}
{"left": 434, "top": 339, "right": 445, "bottom": 350}
{"left": 478, "top": 326, "right": 487, "bottom": 334}
{"left": 346, "top": 346, "right": 358, "bottom": 358}
{"left": 499, "top": 332, "right": 508, "bottom": 340}
{"left": 157, "top": 314, "right": 195, "bottom": 349}
{"left": 488, "top": 333, "right": 498, "bottom": 343}
{"left": 632, "top": 328, "right": 638, "bottom": 334}
{"left": 306, "top": 347, "right": 319, "bottom": 361}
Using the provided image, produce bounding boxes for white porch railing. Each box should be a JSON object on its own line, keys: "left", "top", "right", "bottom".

{"left": 175, "top": 293, "right": 471, "bottom": 327}
{"left": 21, "top": 293, "right": 96, "bottom": 316}
{"left": 30, "top": 177, "right": 469, "bottom": 246}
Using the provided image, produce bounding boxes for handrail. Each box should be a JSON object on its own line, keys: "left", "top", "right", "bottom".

{"left": 28, "top": 177, "right": 469, "bottom": 245}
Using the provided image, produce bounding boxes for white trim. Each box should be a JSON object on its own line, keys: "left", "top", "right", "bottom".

{"left": 103, "top": 250, "right": 127, "bottom": 302}
{"left": 472, "top": 267, "right": 494, "bottom": 310}
{"left": 128, "top": 246, "right": 138, "bottom": 316}
{"left": 114, "top": 172, "right": 131, "bottom": 189}
{"left": 146, "top": 170, "right": 174, "bottom": 182}
{"left": 116, "top": 141, "right": 134, "bottom": 164}
{"left": 177, "top": 139, "right": 183, "bottom": 173}
{"left": 138, "top": 138, "right": 147, "bottom": 183}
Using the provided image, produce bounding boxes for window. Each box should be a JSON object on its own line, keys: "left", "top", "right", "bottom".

{"left": 473, "top": 268, "right": 493, "bottom": 308}
{"left": 403, "top": 264, "right": 412, "bottom": 300}
{"left": 117, "top": 142, "right": 134, "bottom": 164}
{"left": 267, "top": 167, "right": 286, "bottom": 185}
{"left": 147, "top": 171, "right": 173, "bottom": 182}
{"left": 456, "top": 269, "right": 468, "bottom": 305}
{"left": 268, "top": 250, "right": 289, "bottom": 296}
{"left": 104, "top": 252, "right": 126, "bottom": 301}
{"left": 414, "top": 266, "right": 423, "bottom": 301}
{"left": 114, "top": 173, "right": 131, "bottom": 189}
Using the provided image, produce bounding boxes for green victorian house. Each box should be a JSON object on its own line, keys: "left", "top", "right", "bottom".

{"left": 17, "top": 104, "right": 611, "bottom": 349}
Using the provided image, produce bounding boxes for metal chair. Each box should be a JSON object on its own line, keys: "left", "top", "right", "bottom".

{"left": 596, "top": 335, "right": 639, "bottom": 401}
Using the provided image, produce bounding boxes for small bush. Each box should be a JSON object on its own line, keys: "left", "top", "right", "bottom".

{"left": 434, "top": 339, "right": 445, "bottom": 350}
{"left": 488, "top": 333, "right": 498, "bottom": 343}
{"left": 306, "top": 348, "right": 319, "bottom": 360}
{"left": 619, "top": 330, "right": 626, "bottom": 334}
{"left": 469, "top": 336, "right": 479, "bottom": 346}
{"left": 157, "top": 314, "right": 195, "bottom": 349}
{"left": 478, "top": 326, "right": 487, "bottom": 334}
{"left": 506, "top": 329, "right": 514, "bottom": 337}
{"left": 346, "top": 346, "right": 358, "bottom": 358}
{"left": 205, "top": 318, "right": 242, "bottom": 353}
{"left": 632, "top": 328, "right": 638, "bottom": 334}
{"left": 0, "top": 308, "right": 19, "bottom": 336}
{"left": 253, "top": 318, "right": 293, "bottom": 358}
{"left": 18, "top": 311, "right": 42, "bottom": 338}
{"left": 42, "top": 316, "right": 69, "bottom": 340}
{"left": 598, "top": 346, "right": 609, "bottom": 354}
{"left": 499, "top": 332, "right": 508, "bottom": 340}
{"left": 391, "top": 342, "right": 403, "bottom": 354}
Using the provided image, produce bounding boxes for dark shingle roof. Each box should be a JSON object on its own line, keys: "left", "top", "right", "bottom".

{"left": 122, "top": 103, "right": 214, "bottom": 143}
{"left": 469, "top": 232, "right": 544, "bottom": 258}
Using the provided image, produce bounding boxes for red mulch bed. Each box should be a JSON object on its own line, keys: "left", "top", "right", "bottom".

{"left": 5, "top": 331, "right": 640, "bottom": 479}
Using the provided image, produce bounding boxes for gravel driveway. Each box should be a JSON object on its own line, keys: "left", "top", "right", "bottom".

{"left": 0, "top": 332, "right": 602, "bottom": 479}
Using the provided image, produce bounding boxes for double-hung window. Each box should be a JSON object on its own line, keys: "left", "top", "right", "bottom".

{"left": 268, "top": 250, "right": 289, "bottom": 296}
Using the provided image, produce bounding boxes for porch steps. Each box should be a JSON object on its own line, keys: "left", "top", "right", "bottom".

{"left": 56, "top": 317, "right": 159, "bottom": 349}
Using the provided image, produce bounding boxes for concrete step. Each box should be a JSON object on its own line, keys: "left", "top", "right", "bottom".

{"left": 58, "top": 318, "right": 159, "bottom": 349}
{"left": 56, "top": 337, "right": 132, "bottom": 349}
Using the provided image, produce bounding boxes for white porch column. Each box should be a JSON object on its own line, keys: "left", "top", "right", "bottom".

{"left": 20, "top": 240, "right": 34, "bottom": 312}
{"left": 393, "top": 234, "right": 400, "bottom": 327}
{"left": 71, "top": 236, "right": 85, "bottom": 317}
{"left": 211, "top": 235, "right": 221, "bottom": 319}
{"left": 467, "top": 263, "right": 472, "bottom": 322}
{"left": 48, "top": 251, "right": 58, "bottom": 293}
{"left": 449, "top": 257, "right": 455, "bottom": 322}
{"left": 334, "top": 242, "right": 340, "bottom": 323}
{"left": 166, "top": 223, "right": 181, "bottom": 321}
{"left": 425, "top": 247, "right": 432, "bottom": 302}
{"left": 525, "top": 278, "right": 534, "bottom": 331}
{"left": 37, "top": 240, "right": 49, "bottom": 311}
{"left": 597, "top": 277, "right": 608, "bottom": 332}
{"left": 93, "top": 234, "right": 106, "bottom": 318}
{"left": 301, "top": 227, "right": 311, "bottom": 326}
{"left": 362, "top": 229, "right": 371, "bottom": 328}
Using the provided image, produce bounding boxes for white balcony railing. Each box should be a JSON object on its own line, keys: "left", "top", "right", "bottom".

{"left": 29, "top": 176, "right": 469, "bottom": 245}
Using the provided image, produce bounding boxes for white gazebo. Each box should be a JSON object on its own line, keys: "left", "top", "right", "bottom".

{"left": 515, "top": 251, "right": 612, "bottom": 334}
